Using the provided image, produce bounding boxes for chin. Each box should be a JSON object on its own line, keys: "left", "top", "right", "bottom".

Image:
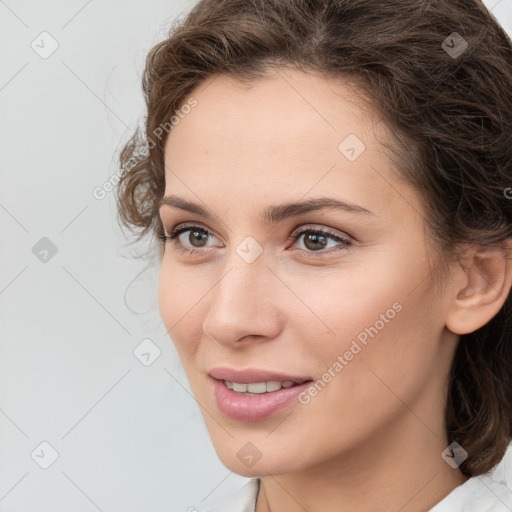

{"left": 209, "top": 435, "right": 301, "bottom": 477}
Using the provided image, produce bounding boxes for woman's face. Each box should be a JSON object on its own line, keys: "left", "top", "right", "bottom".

{"left": 158, "top": 67, "right": 461, "bottom": 476}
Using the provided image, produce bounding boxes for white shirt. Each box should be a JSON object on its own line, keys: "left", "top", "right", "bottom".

{"left": 200, "top": 441, "right": 512, "bottom": 512}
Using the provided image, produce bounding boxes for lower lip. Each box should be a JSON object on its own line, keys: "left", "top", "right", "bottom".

{"left": 209, "top": 376, "right": 313, "bottom": 422}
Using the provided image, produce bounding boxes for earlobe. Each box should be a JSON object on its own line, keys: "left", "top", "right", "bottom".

{"left": 445, "top": 240, "right": 512, "bottom": 335}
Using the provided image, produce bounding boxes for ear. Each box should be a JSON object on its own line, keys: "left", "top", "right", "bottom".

{"left": 445, "top": 239, "right": 512, "bottom": 335}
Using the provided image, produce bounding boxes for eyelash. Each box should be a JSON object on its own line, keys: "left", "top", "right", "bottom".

{"left": 159, "top": 223, "right": 353, "bottom": 259}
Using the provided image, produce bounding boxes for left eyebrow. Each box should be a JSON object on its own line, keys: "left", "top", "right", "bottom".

{"left": 158, "top": 194, "right": 375, "bottom": 224}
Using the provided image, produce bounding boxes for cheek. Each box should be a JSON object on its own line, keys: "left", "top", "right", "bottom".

{"left": 304, "top": 283, "right": 442, "bottom": 424}
{"left": 286, "top": 259, "right": 410, "bottom": 354}
{"left": 158, "top": 260, "right": 204, "bottom": 359}
{"left": 292, "top": 250, "right": 441, "bottom": 397}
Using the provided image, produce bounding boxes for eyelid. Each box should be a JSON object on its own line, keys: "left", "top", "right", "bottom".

{"left": 163, "top": 221, "right": 354, "bottom": 258}
{"left": 289, "top": 223, "right": 353, "bottom": 243}
{"left": 165, "top": 221, "right": 222, "bottom": 244}
{"left": 164, "top": 221, "right": 352, "bottom": 241}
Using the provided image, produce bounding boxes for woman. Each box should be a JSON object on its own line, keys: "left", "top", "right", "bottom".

{"left": 116, "top": 0, "right": 512, "bottom": 510}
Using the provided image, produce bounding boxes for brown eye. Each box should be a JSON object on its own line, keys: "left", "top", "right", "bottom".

{"left": 290, "top": 227, "right": 352, "bottom": 256}
{"left": 185, "top": 229, "right": 209, "bottom": 247}
{"left": 161, "top": 224, "right": 219, "bottom": 255}
{"left": 302, "top": 232, "right": 329, "bottom": 251}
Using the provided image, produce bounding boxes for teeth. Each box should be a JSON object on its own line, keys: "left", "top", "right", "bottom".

{"left": 247, "top": 382, "right": 267, "bottom": 393}
{"left": 225, "top": 380, "right": 301, "bottom": 394}
{"left": 265, "top": 381, "right": 282, "bottom": 392}
{"left": 232, "top": 382, "right": 248, "bottom": 392}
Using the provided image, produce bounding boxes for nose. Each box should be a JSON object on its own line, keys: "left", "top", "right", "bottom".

{"left": 202, "top": 250, "right": 283, "bottom": 348}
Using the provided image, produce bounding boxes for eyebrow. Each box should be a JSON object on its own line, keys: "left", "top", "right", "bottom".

{"left": 158, "top": 194, "right": 375, "bottom": 224}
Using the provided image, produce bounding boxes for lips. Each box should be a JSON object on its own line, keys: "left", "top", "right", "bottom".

{"left": 208, "top": 367, "right": 314, "bottom": 421}
{"left": 208, "top": 366, "right": 312, "bottom": 384}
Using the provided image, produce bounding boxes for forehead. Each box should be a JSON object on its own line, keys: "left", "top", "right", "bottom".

{"left": 162, "top": 67, "right": 418, "bottom": 223}
{"left": 166, "top": 67, "right": 375, "bottom": 152}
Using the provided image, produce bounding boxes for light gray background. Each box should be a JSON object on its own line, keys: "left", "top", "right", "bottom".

{"left": 1, "top": 1, "right": 511, "bottom": 511}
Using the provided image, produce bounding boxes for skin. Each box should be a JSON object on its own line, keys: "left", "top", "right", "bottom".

{"left": 157, "top": 66, "right": 512, "bottom": 512}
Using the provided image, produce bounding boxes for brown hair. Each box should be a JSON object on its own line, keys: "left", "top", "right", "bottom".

{"left": 115, "top": 0, "right": 512, "bottom": 476}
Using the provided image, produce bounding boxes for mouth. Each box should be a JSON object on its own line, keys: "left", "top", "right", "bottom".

{"left": 207, "top": 367, "right": 314, "bottom": 421}
{"left": 208, "top": 366, "right": 312, "bottom": 385}
{"left": 223, "top": 379, "right": 309, "bottom": 396}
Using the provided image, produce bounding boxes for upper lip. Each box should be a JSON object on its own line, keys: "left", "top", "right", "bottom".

{"left": 208, "top": 367, "right": 313, "bottom": 384}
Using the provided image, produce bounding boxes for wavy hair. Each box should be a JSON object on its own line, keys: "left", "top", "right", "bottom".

{"left": 115, "top": 0, "right": 512, "bottom": 476}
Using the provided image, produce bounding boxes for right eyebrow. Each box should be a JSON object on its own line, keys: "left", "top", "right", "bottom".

{"left": 158, "top": 194, "right": 376, "bottom": 224}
